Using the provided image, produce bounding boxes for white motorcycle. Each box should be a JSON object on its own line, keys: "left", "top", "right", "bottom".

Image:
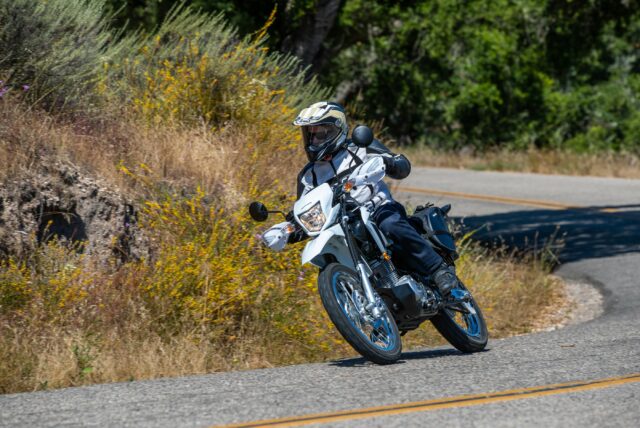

{"left": 249, "top": 133, "right": 488, "bottom": 364}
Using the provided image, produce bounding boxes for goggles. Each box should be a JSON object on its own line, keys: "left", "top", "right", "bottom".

{"left": 304, "top": 124, "right": 340, "bottom": 147}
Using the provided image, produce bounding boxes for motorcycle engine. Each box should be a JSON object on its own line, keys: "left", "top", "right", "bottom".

{"left": 369, "top": 259, "right": 399, "bottom": 289}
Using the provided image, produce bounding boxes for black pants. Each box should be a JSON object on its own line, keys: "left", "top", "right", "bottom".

{"left": 372, "top": 201, "right": 443, "bottom": 276}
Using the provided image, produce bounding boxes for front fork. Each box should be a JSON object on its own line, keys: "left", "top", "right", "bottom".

{"left": 356, "top": 262, "right": 382, "bottom": 318}
{"left": 341, "top": 213, "right": 383, "bottom": 319}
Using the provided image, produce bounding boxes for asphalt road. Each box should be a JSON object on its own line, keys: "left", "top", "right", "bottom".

{"left": 2, "top": 168, "right": 639, "bottom": 427}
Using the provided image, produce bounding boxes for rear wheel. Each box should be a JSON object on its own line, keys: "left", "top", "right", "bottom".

{"left": 430, "top": 282, "right": 488, "bottom": 352}
{"left": 318, "top": 263, "right": 402, "bottom": 364}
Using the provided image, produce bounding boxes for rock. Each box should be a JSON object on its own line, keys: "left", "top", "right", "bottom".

{"left": 0, "top": 162, "right": 148, "bottom": 263}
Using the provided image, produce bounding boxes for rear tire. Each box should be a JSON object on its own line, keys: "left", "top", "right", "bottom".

{"left": 430, "top": 282, "right": 488, "bottom": 353}
{"left": 318, "top": 263, "right": 402, "bottom": 364}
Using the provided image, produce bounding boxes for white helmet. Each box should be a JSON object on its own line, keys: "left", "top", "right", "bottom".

{"left": 293, "top": 101, "right": 348, "bottom": 162}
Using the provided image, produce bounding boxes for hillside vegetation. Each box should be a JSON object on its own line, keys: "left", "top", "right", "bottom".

{"left": 0, "top": 1, "right": 561, "bottom": 393}
{"left": 104, "top": 0, "right": 640, "bottom": 154}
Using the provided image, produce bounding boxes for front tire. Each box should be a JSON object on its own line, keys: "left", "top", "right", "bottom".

{"left": 318, "top": 263, "right": 402, "bottom": 364}
{"left": 431, "top": 282, "right": 488, "bottom": 353}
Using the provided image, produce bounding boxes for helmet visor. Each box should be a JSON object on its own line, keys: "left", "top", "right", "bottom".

{"left": 303, "top": 124, "right": 340, "bottom": 149}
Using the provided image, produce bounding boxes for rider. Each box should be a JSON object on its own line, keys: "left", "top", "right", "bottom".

{"left": 262, "top": 101, "right": 457, "bottom": 295}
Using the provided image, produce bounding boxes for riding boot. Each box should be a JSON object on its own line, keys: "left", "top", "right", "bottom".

{"left": 430, "top": 263, "right": 458, "bottom": 296}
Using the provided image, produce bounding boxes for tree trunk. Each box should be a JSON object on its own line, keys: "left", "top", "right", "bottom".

{"left": 281, "top": 0, "right": 342, "bottom": 72}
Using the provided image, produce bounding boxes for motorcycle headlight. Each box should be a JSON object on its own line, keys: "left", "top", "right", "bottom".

{"left": 299, "top": 202, "right": 326, "bottom": 232}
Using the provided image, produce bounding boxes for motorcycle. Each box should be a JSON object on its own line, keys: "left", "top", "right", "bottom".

{"left": 249, "top": 129, "right": 488, "bottom": 364}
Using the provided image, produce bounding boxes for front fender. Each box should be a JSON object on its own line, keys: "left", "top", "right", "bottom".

{"left": 301, "top": 224, "right": 354, "bottom": 269}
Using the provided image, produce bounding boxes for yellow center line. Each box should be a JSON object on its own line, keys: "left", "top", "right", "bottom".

{"left": 395, "top": 185, "right": 626, "bottom": 213}
{"left": 215, "top": 373, "right": 640, "bottom": 428}
{"left": 395, "top": 186, "right": 577, "bottom": 210}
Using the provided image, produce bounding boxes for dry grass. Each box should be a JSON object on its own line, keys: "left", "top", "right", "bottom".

{"left": 1, "top": 102, "right": 566, "bottom": 394}
{"left": 403, "top": 240, "right": 564, "bottom": 349}
{"left": 0, "top": 232, "right": 346, "bottom": 393}
{"left": 0, "top": 102, "right": 303, "bottom": 204}
{"left": 0, "top": 103, "right": 558, "bottom": 393}
{"left": 1, "top": 102, "right": 565, "bottom": 394}
{"left": 0, "top": 231, "right": 561, "bottom": 394}
{"left": 0, "top": 103, "right": 130, "bottom": 187}
{"left": 401, "top": 145, "right": 640, "bottom": 179}
{"left": 0, "top": 320, "right": 349, "bottom": 393}
{"left": 0, "top": 241, "right": 561, "bottom": 394}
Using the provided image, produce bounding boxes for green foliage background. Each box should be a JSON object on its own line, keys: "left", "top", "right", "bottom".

{"left": 0, "top": 0, "right": 592, "bottom": 391}
{"left": 100, "top": 0, "right": 640, "bottom": 153}
{"left": 329, "top": 0, "right": 640, "bottom": 152}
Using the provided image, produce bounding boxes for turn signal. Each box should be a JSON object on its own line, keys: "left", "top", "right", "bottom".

{"left": 343, "top": 180, "right": 354, "bottom": 193}
{"left": 382, "top": 252, "right": 391, "bottom": 261}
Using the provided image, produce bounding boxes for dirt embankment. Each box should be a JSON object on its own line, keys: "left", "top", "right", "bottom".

{"left": 0, "top": 162, "right": 146, "bottom": 262}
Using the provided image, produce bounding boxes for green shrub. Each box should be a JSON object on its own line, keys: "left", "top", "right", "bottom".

{"left": 0, "top": 0, "right": 133, "bottom": 111}
{"left": 100, "top": 4, "right": 327, "bottom": 127}
{"left": 542, "top": 76, "right": 640, "bottom": 153}
{"left": 322, "top": 0, "right": 640, "bottom": 153}
{"left": 0, "top": 1, "right": 327, "bottom": 121}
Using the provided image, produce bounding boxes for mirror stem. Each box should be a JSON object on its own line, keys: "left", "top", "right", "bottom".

{"left": 268, "top": 210, "right": 287, "bottom": 220}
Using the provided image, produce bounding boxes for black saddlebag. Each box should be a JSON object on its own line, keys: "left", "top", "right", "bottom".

{"left": 411, "top": 205, "right": 457, "bottom": 255}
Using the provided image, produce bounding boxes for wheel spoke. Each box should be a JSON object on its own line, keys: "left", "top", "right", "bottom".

{"left": 333, "top": 272, "right": 397, "bottom": 351}
{"left": 337, "top": 281, "right": 363, "bottom": 325}
{"left": 446, "top": 301, "right": 481, "bottom": 337}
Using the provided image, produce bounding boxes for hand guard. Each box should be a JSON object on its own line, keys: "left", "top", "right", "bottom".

{"left": 350, "top": 185, "right": 374, "bottom": 204}
{"left": 261, "top": 222, "right": 295, "bottom": 252}
{"left": 347, "top": 157, "right": 386, "bottom": 205}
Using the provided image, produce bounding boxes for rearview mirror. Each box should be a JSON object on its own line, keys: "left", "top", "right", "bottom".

{"left": 249, "top": 201, "right": 269, "bottom": 222}
{"left": 351, "top": 125, "right": 374, "bottom": 148}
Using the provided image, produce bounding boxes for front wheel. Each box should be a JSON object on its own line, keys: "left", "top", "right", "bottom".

{"left": 430, "top": 282, "right": 488, "bottom": 353}
{"left": 318, "top": 263, "right": 402, "bottom": 364}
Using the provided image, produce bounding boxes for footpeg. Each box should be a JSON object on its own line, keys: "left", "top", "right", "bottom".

{"left": 449, "top": 288, "right": 471, "bottom": 302}
{"left": 445, "top": 289, "right": 477, "bottom": 315}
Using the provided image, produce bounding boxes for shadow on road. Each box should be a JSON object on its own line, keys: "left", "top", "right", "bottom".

{"left": 455, "top": 204, "right": 640, "bottom": 263}
{"left": 329, "top": 348, "right": 467, "bottom": 368}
